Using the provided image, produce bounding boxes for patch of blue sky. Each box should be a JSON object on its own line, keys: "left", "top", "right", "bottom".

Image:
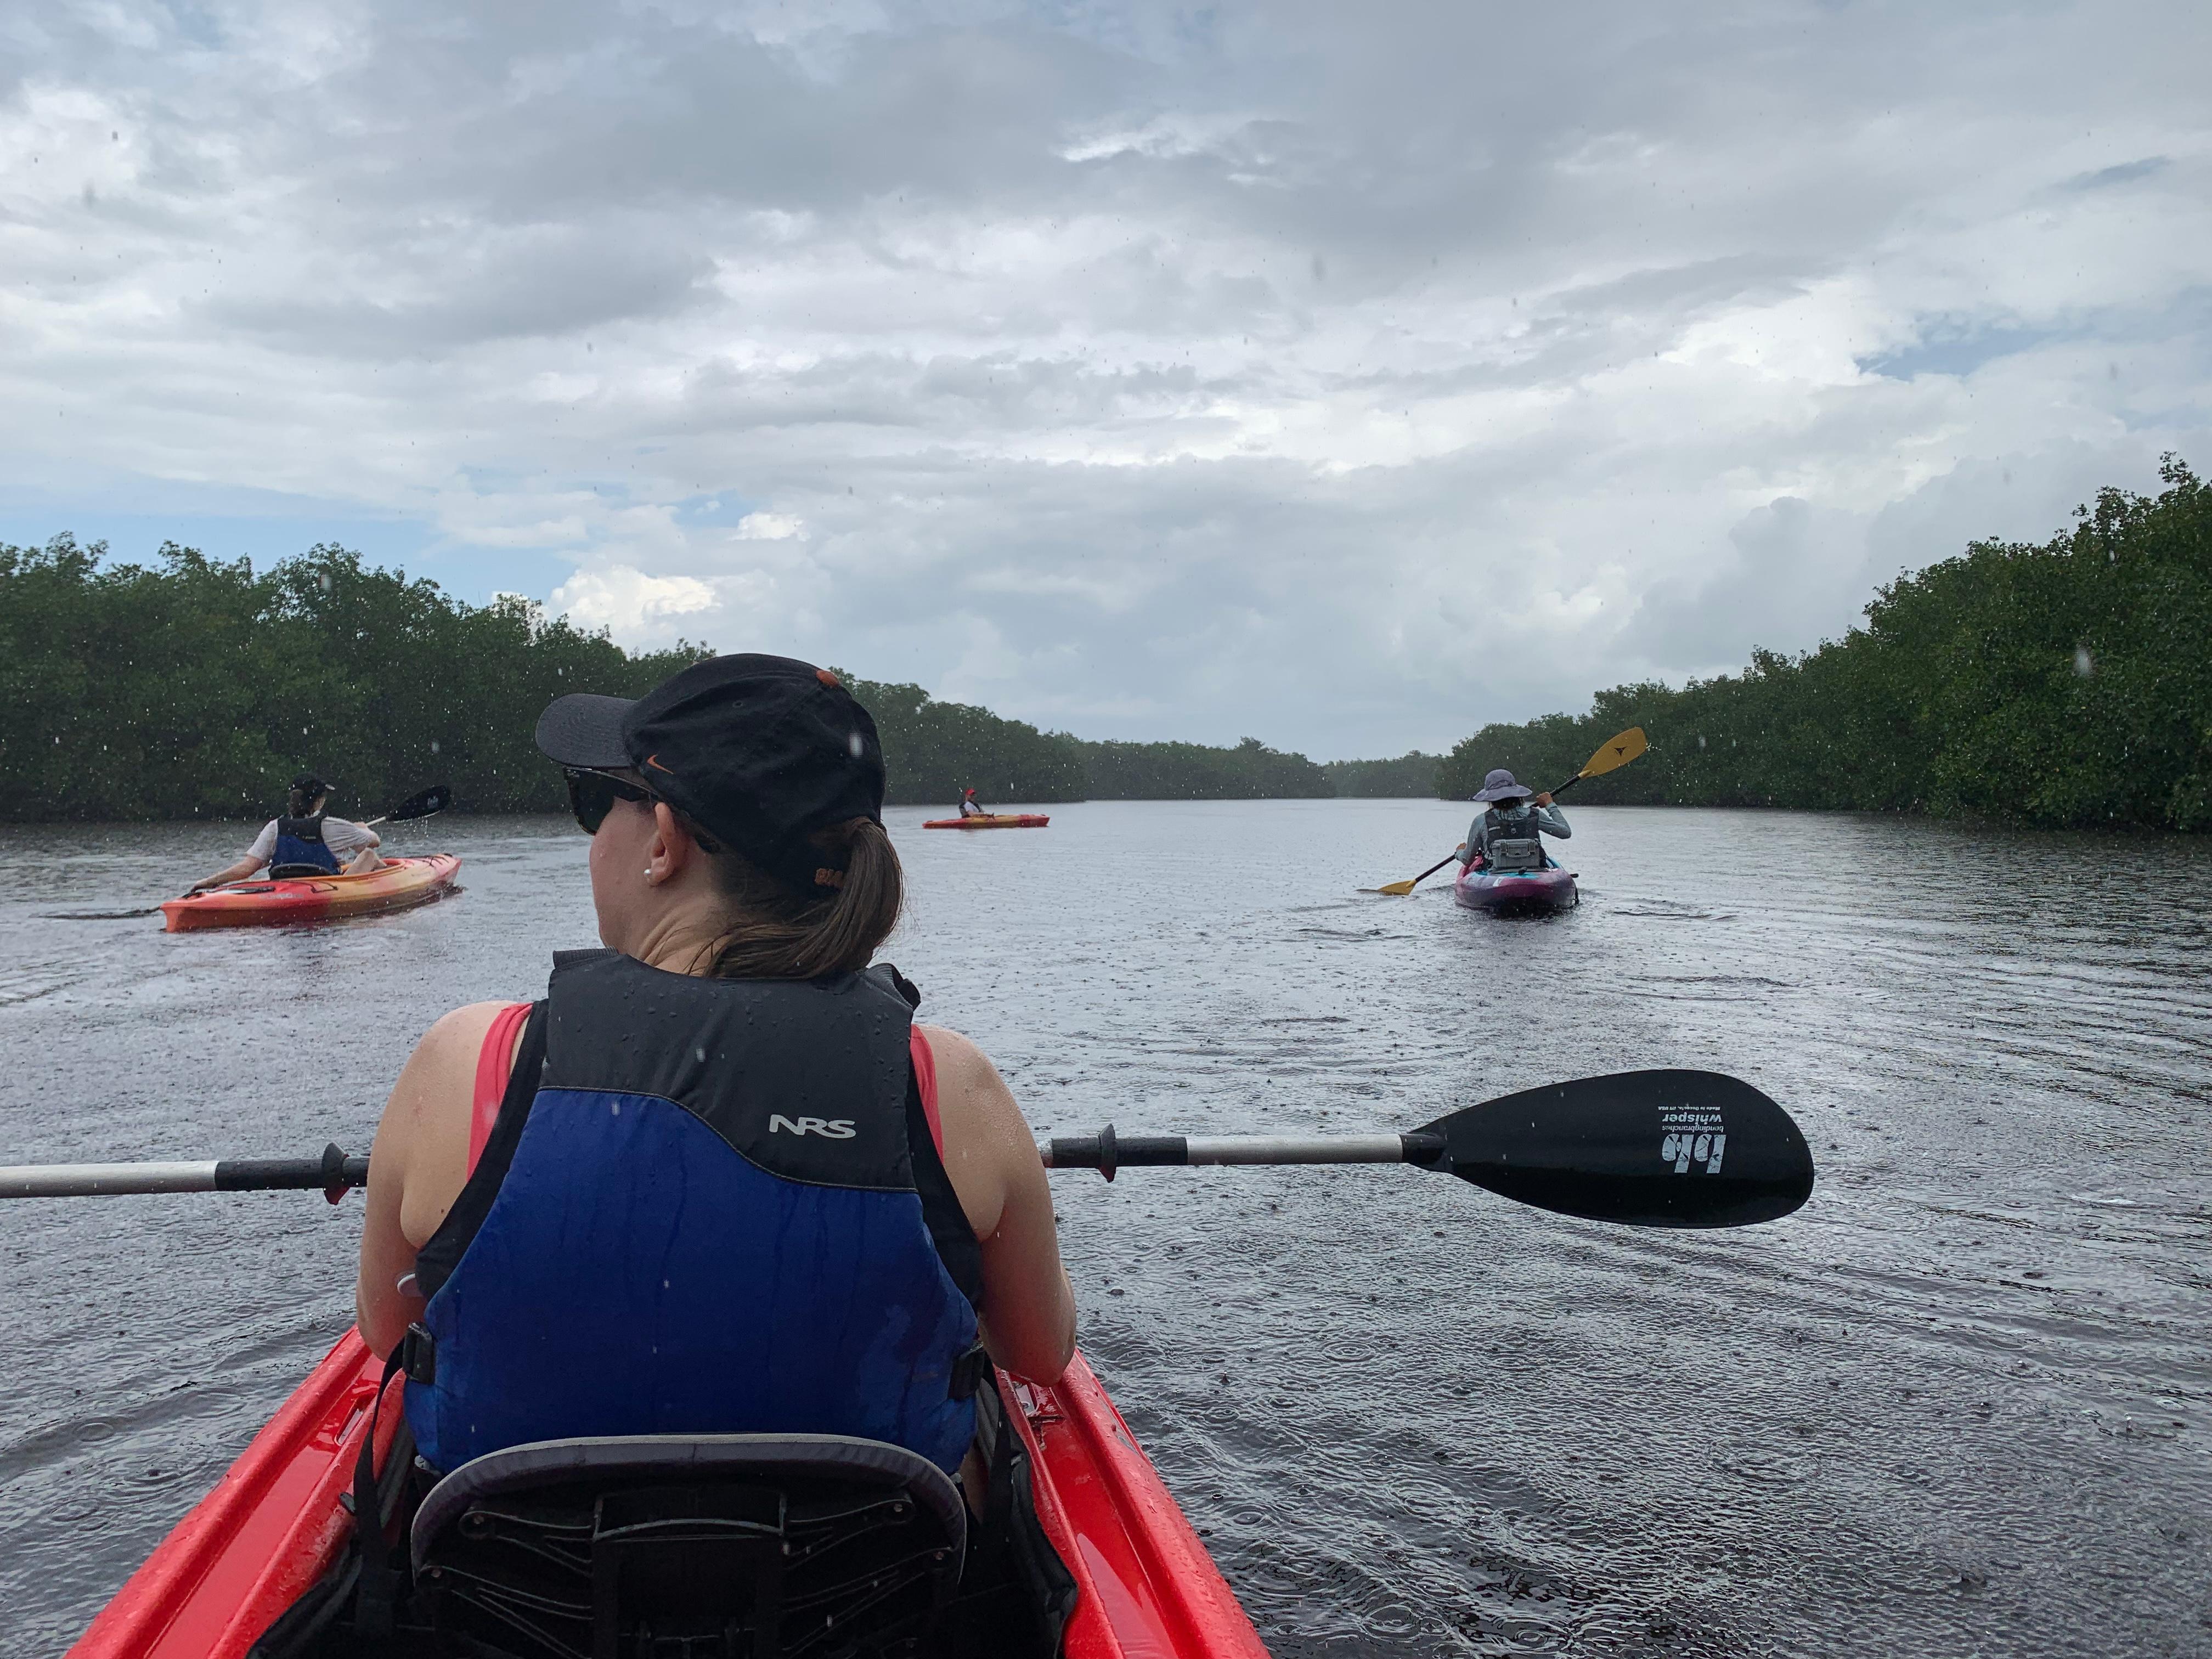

{"left": 0, "top": 504, "right": 431, "bottom": 573}
{"left": 0, "top": 482, "right": 580, "bottom": 610}
{"left": 2058, "top": 156, "right": 2171, "bottom": 192}
{"left": 165, "top": 1, "right": 228, "bottom": 52}
{"left": 1858, "top": 321, "right": 2065, "bottom": 381}
{"left": 674, "top": 490, "right": 763, "bottom": 526}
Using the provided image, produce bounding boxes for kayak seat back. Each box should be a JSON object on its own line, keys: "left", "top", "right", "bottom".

{"left": 268, "top": 862, "right": 335, "bottom": 879}
{"left": 410, "top": 1432, "right": 966, "bottom": 1659}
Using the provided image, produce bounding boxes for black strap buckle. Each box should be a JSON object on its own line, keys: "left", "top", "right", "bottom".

{"left": 402, "top": 1322, "right": 437, "bottom": 1386}
{"left": 949, "top": 1342, "right": 991, "bottom": 1402}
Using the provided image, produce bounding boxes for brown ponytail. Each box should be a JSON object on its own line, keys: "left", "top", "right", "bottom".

{"left": 693, "top": 816, "right": 903, "bottom": 980}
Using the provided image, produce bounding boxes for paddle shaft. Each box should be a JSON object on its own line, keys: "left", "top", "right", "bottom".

{"left": 2, "top": 1136, "right": 1440, "bottom": 1198}
{"left": 1041, "top": 1130, "right": 1443, "bottom": 1181}
{"left": 1400, "top": 855, "right": 1459, "bottom": 889}
{"left": 0, "top": 1150, "right": 370, "bottom": 1199}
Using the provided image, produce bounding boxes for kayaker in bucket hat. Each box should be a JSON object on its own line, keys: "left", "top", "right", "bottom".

{"left": 1454, "top": 768, "right": 1572, "bottom": 870}
{"left": 355, "top": 653, "right": 1074, "bottom": 1488}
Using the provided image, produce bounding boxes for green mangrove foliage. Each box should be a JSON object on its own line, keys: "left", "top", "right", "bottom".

{"left": 1324, "top": 752, "right": 1446, "bottom": 798}
{"left": 0, "top": 538, "right": 707, "bottom": 821}
{"left": 1084, "top": 737, "right": 1333, "bottom": 800}
{"left": 0, "top": 539, "right": 1351, "bottom": 818}
{"left": 1439, "top": 458, "right": 2212, "bottom": 830}
{"left": 841, "top": 679, "right": 1335, "bottom": 802}
{"left": 834, "top": 675, "right": 1090, "bottom": 804}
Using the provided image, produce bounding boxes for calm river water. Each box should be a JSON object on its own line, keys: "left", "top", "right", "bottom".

{"left": 2, "top": 802, "right": 2207, "bottom": 1657}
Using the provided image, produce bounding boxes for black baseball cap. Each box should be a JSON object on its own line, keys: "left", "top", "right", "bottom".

{"left": 534, "top": 654, "right": 885, "bottom": 896}
{"left": 291, "top": 774, "right": 330, "bottom": 795}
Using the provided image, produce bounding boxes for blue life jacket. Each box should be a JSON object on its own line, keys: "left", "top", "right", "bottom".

{"left": 269, "top": 812, "right": 340, "bottom": 874}
{"left": 403, "top": 951, "right": 983, "bottom": 1475}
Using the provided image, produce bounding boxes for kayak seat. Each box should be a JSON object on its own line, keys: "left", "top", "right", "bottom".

{"left": 268, "top": 862, "right": 337, "bottom": 879}
{"left": 409, "top": 1432, "right": 967, "bottom": 1659}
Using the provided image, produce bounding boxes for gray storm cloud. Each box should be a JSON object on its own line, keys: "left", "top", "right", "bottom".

{"left": 1, "top": 0, "right": 2206, "bottom": 756}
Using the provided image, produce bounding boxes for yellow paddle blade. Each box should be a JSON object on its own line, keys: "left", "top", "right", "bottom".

{"left": 1579, "top": 726, "right": 1648, "bottom": 779}
{"left": 1373, "top": 878, "right": 1420, "bottom": 896}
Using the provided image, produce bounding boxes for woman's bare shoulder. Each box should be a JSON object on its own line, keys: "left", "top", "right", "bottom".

{"left": 913, "top": 1024, "right": 1024, "bottom": 1122}
{"left": 419, "top": 1000, "right": 518, "bottom": 1056}
{"left": 387, "top": 1002, "right": 516, "bottom": 1114}
{"left": 914, "top": 1022, "right": 991, "bottom": 1077}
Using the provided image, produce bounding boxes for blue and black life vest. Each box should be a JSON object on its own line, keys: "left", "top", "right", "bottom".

{"left": 402, "top": 950, "right": 984, "bottom": 1476}
{"left": 270, "top": 812, "right": 340, "bottom": 874}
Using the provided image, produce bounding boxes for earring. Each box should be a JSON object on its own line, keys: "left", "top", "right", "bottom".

{"left": 642, "top": 868, "right": 654, "bottom": 880}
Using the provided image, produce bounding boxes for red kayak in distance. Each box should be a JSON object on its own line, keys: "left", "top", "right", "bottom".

{"left": 70, "top": 1331, "right": 1268, "bottom": 1659}
{"left": 159, "top": 856, "right": 461, "bottom": 932}
{"left": 922, "top": 813, "right": 1051, "bottom": 830}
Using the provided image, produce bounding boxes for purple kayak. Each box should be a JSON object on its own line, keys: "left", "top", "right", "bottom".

{"left": 1453, "top": 860, "right": 1579, "bottom": 915}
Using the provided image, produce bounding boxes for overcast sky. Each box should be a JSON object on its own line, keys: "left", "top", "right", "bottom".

{"left": 4, "top": 2, "right": 2207, "bottom": 758}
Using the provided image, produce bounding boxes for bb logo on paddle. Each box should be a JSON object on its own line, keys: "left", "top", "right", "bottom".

{"left": 1658, "top": 1104, "right": 1726, "bottom": 1175}
{"left": 769, "top": 1115, "right": 857, "bottom": 1139}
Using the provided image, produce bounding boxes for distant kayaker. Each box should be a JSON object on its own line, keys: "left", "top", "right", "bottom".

{"left": 183, "top": 774, "right": 384, "bottom": 894}
{"left": 959, "top": 786, "right": 987, "bottom": 817}
{"left": 356, "top": 655, "right": 1074, "bottom": 1486}
{"left": 1454, "top": 769, "right": 1571, "bottom": 868}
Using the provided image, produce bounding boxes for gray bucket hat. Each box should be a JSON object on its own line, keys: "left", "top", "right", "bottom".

{"left": 1473, "top": 768, "right": 1533, "bottom": 803}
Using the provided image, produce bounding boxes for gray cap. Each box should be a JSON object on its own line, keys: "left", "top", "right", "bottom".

{"left": 1473, "top": 768, "right": 1533, "bottom": 802}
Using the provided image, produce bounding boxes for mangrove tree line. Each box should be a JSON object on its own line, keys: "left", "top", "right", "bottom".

{"left": 0, "top": 538, "right": 1344, "bottom": 817}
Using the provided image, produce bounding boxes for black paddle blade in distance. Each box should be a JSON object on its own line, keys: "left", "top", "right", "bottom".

{"left": 390, "top": 783, "right": 453, "bottom": 821}
{"left": 1413, "top": 1069, "right": 1814, "bottom": 1228}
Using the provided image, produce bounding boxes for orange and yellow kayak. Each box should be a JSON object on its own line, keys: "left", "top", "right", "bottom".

{"left": 159, "top": 855, "right": 461, "bottom": 932}
{"left": 922, "top": 814, "right": 1051, "bottom": 830}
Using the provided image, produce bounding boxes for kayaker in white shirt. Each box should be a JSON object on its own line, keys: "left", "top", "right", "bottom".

{"left": 184, "top": 775, "right": 385, "bottom": 894}
{"left": 1454, "top": 769, "right": 1571, "bottom": 868}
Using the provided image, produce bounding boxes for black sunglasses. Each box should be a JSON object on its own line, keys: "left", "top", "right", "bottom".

{"left": 564, "top": 767, "right": 654, "bottom": 837}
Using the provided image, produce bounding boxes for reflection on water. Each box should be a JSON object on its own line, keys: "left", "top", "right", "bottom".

{"left": 2, "top": 803, "right": 2207, "bottom": 1656}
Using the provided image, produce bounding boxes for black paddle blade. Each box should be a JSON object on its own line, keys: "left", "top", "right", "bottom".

{"left": 1412, "top": 1069, "right": 1814, "bottom": 1228}
{"left": 388, "top": 783, "right": 453, "bottom": 821}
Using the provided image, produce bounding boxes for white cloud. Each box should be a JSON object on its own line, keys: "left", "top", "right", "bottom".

{"left": 550, "top": 566, "right": 720, "bottom": 634}
{"left": 2, "top": 1, "right": 2208, "bottom": 756}
{"left": 735, "top": 511, "right": 806, "bottom": 540}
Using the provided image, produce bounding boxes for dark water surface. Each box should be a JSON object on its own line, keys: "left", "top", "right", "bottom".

{"left": 2, "top": 803, "right": 2207, "bottom": 1657}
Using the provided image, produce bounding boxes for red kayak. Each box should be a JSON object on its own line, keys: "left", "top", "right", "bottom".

{"left": 1453, "top": 859, "right": 1578, "bottom": 916}
{"left": 70, "top": 1331, "right": 1267, "bottom": 1659}
{"left": 159, "top": 856, "right": 461, "bottom": 932}
{"left": 922, "top": 814, "right": 1051, "bottom": 830}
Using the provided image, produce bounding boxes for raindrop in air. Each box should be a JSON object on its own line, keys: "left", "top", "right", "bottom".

{"left": 2074, "top": 647, "right": 2094, "bottom": 678}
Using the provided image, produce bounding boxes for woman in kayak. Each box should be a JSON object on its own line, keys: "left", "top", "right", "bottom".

{"left": 1454, "top": 768, "right": 1571, "bottom": 868}
{"left": 959, "top": 786, "right": 987, "bottom": 817}
{"left": 184, "top": 774, "right": 384, "bottom": 894}
{"left": 355, "top": 654, "right": 1073, "bottom": 1485}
